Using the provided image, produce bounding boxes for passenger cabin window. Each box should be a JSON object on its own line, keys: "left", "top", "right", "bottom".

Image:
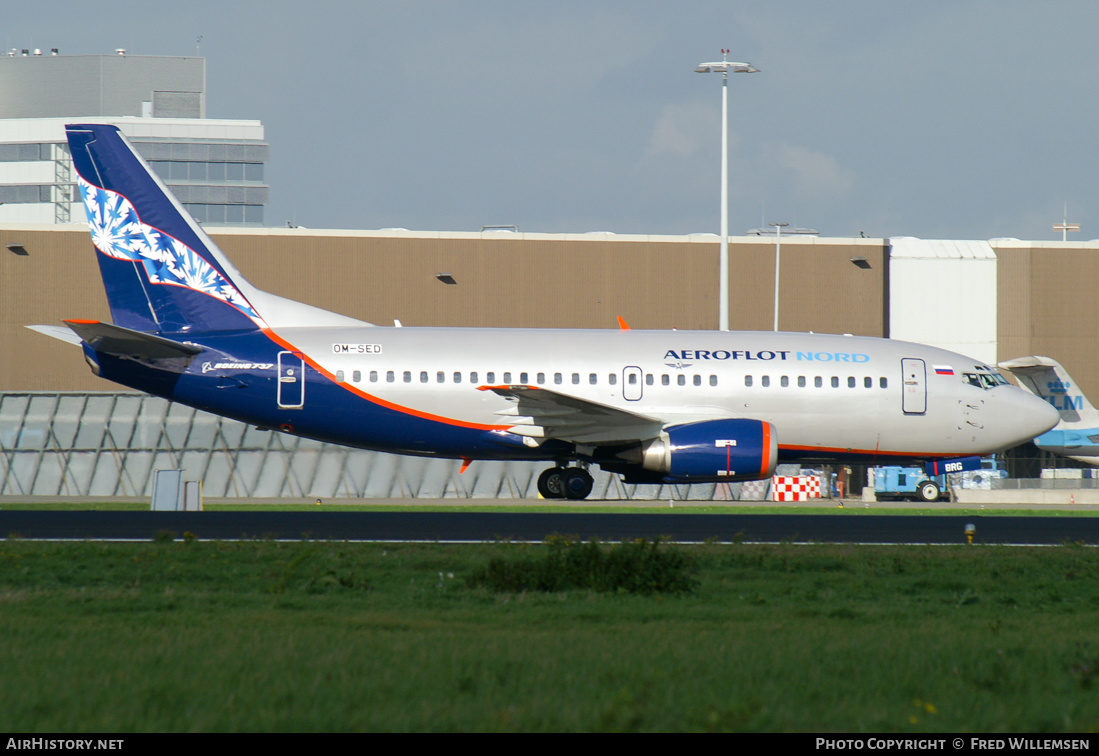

{"left": 554, "top": 373, "right": 563, "bottom": 385}
{"left": 694, "top": 375, "right": 702, "bottom": 387}
{"left": 386, "top": 371, "right": 395, "bottom": 383}
{"left": 646, "top": 374, "right": 653, "bottom": 386}
{"left": 798, "top": 376, "right": 806, "bottom": 388}
{"left": 589, "top": 373, "right": 597, "bottom": 385}
{"left": 420, "top": 371, "right": 428, "bottom": 383}
{"left": 454, "top": 372, "right": 463, "bottom": 384}
{"left": 710, "top": 375, "right": 718, "bottom": 387}
{"left": 609, "top": 374, "right": 617, "bottom": 385}
{"left": 403, "top": 371, "right": 411, "bottom": 383}
{"left": 336, "top": 370, "right": 344, "bottom": 382}
{"left": 573, "top": 373, "right": 580, "bottom": 385}
{"left": 370, "top": 370, "right": 378, "bottom": 382}
{"left": 352, "top": 370, "right": 361, "bottom": 383}
{"left": 487, "top": 371, "right": 495, "bottom": 383}
{"left": 437, "top": 371, "right": 445, "bottom": 383}
{"left": 781, "top": 376, "right": 789, "bottom": 388}
{"left": 815, "top": 377, "right": 823, "bottom": 388}
{"left": 880, "top": 377, "right": 888, "bottom": 389}
{"left": 520, "top": 372, "right": 528, "bottom": 384}
{"left": 744, "top": 375, "right": 753, "bottom": 387}
{"left": 537, "top": 372, "right": 545, "bottom": 384}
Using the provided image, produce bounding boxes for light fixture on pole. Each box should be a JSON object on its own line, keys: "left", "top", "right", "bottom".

{"left": 695, "top": 51, "right": 758, "bottom": 331}
{"left": 770, "top": 222, "right": 788, "bottom": 331}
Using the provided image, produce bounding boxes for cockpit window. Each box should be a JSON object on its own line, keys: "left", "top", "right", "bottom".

{"left": 965, "top": 369, "right": 1009, "bottom": 390}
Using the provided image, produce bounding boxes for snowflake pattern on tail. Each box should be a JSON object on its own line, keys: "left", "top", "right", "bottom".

{"left": 78, "top": 176, "right": 267, "bottom": 328}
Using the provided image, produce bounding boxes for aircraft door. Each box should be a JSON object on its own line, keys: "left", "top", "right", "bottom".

{"left": 278, "top": 351, "right": 305, "bottom": 409}
{"left": 623, "top": 366, "right": 643, "bottom": 401}
{"left": 901, "top": 358, "right": 926, "bottom": 415}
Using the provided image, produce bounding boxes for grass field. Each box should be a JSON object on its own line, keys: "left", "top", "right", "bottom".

{"left": 2, "top": 537, "right": 1099, "bottom": 732}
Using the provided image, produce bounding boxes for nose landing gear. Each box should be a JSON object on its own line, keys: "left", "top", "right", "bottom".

{"left": 537, "top": 466, "right": 594, "bottom": 500}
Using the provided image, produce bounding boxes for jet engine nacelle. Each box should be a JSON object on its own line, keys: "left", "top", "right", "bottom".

{"left": 635, "top": 418, "right": 778, "bottom": 482}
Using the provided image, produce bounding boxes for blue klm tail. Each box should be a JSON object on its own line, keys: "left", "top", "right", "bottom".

{"left": 66, "top": 124, "right": 268, "bottom": 334}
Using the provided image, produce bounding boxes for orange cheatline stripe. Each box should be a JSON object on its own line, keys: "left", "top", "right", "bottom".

{"left": 477, "top": 384, "right": 538, "bottom": 392}
{"left": 260, "top": 328, "right": 510, "bottom": 432}
{"left": 778, "top": 444, "right": 943, "bottom": 459}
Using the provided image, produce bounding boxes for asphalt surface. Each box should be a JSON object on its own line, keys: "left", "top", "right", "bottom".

{"left": 1, "top": 509, "right": 1097, "bottom": 545}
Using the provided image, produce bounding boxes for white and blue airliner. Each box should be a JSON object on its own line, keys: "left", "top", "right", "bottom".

{"left": 31, "top": 124, "right": 1059, "bottom": 499}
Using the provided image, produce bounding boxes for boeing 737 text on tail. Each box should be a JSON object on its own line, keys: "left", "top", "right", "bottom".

{"left": 31, "top": 124, "right": 1059, "bottom": 499}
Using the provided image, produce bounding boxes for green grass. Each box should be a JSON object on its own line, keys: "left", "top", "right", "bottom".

{"left": 2, "top": 539, "right": 1099, "bottom": 731}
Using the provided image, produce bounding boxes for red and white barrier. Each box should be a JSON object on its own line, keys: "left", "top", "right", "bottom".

{"left": 770, "top": 475, "right": 823, "bottom": 502}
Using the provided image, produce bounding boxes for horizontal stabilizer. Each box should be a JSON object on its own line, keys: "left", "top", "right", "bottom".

{"left": 62, "top": 320, "right": 203, "bottom": 361}
{"left": 26, "top": 324, "right": 84, "bottom": 346}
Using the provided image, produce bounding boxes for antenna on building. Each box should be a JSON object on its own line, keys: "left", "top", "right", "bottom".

{"left": 1053, "top": 202, "right": 1080, "bottom": 242}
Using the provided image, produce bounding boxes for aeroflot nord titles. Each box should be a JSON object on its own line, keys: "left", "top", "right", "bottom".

{"left": 30, "top": 124, "right": 1060, "bottom": 499}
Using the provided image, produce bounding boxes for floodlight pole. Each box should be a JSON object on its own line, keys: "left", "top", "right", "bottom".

{"left": 695, "top": 51, "right": 758, "bottom": 331}
{"left": 771, "top": 222, "right": 788, "bottom": 331}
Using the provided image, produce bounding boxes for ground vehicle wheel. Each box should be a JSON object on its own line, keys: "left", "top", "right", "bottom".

{"left": 917, "top": 480, "right": 940, "bottom": 502}
{"left": 563, "top": 468, "right": 594, "bottom": 500}
{"left": 537, "top": 467, "right": 566, "bottom": 499}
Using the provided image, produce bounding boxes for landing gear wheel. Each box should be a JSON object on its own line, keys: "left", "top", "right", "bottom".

{"left": 917, "top": 480, "right": 940, "bottom": 503}
{"left": 537, "top": 468, "right": 566, "bottom": 499}
{"left": 563, "top": 468, "right": 594, "bottom": 500}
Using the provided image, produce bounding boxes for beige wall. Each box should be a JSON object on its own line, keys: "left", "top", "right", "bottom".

{"left": 996, "top": 242, "right": 1099, "bottom": 400}
{"left": 1, "top": 225, "right": 885, "bottom": 391}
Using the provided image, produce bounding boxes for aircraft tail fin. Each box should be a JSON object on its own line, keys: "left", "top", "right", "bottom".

{"left": 998, "top": 356, "right": 1099, "bottom": 428}
{"left": 65, "top": 124, "right": 371, "bottom": 335}
{"left": 66, "top": 124, "right": 273, "bottom": 334}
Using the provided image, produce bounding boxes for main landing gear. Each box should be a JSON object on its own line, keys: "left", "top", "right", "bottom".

{"left": 537, "top": 466, "right": 594, "bottom": 500}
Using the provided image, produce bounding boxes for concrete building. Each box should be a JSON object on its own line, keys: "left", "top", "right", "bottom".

{"left": 0, "top": 52, "right": 267, "bottom": 226}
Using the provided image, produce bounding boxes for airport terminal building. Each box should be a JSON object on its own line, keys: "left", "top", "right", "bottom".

{"left": 1, "top": 222, "right": 1093, "bottom": 499}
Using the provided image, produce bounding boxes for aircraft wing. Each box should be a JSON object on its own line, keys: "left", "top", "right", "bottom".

{"left": 479, "top": 385, "right": 664, "bottom": 445}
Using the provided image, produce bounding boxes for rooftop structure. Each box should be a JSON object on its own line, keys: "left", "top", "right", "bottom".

{"left": 0, "top": 53, "right": 267, "bottom": 226}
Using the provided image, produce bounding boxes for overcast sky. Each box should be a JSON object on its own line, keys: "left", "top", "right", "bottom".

{"left": 7, "top": 1, "right": 1099, "bottom": 240}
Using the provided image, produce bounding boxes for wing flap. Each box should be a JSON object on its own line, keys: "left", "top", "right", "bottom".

{"left": 479, "top": 384, "right": 663, "bottom": 445}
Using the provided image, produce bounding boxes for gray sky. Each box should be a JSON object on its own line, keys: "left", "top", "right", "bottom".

{"left": 7, "top": 1, "right": 1099, "bottom": 240}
